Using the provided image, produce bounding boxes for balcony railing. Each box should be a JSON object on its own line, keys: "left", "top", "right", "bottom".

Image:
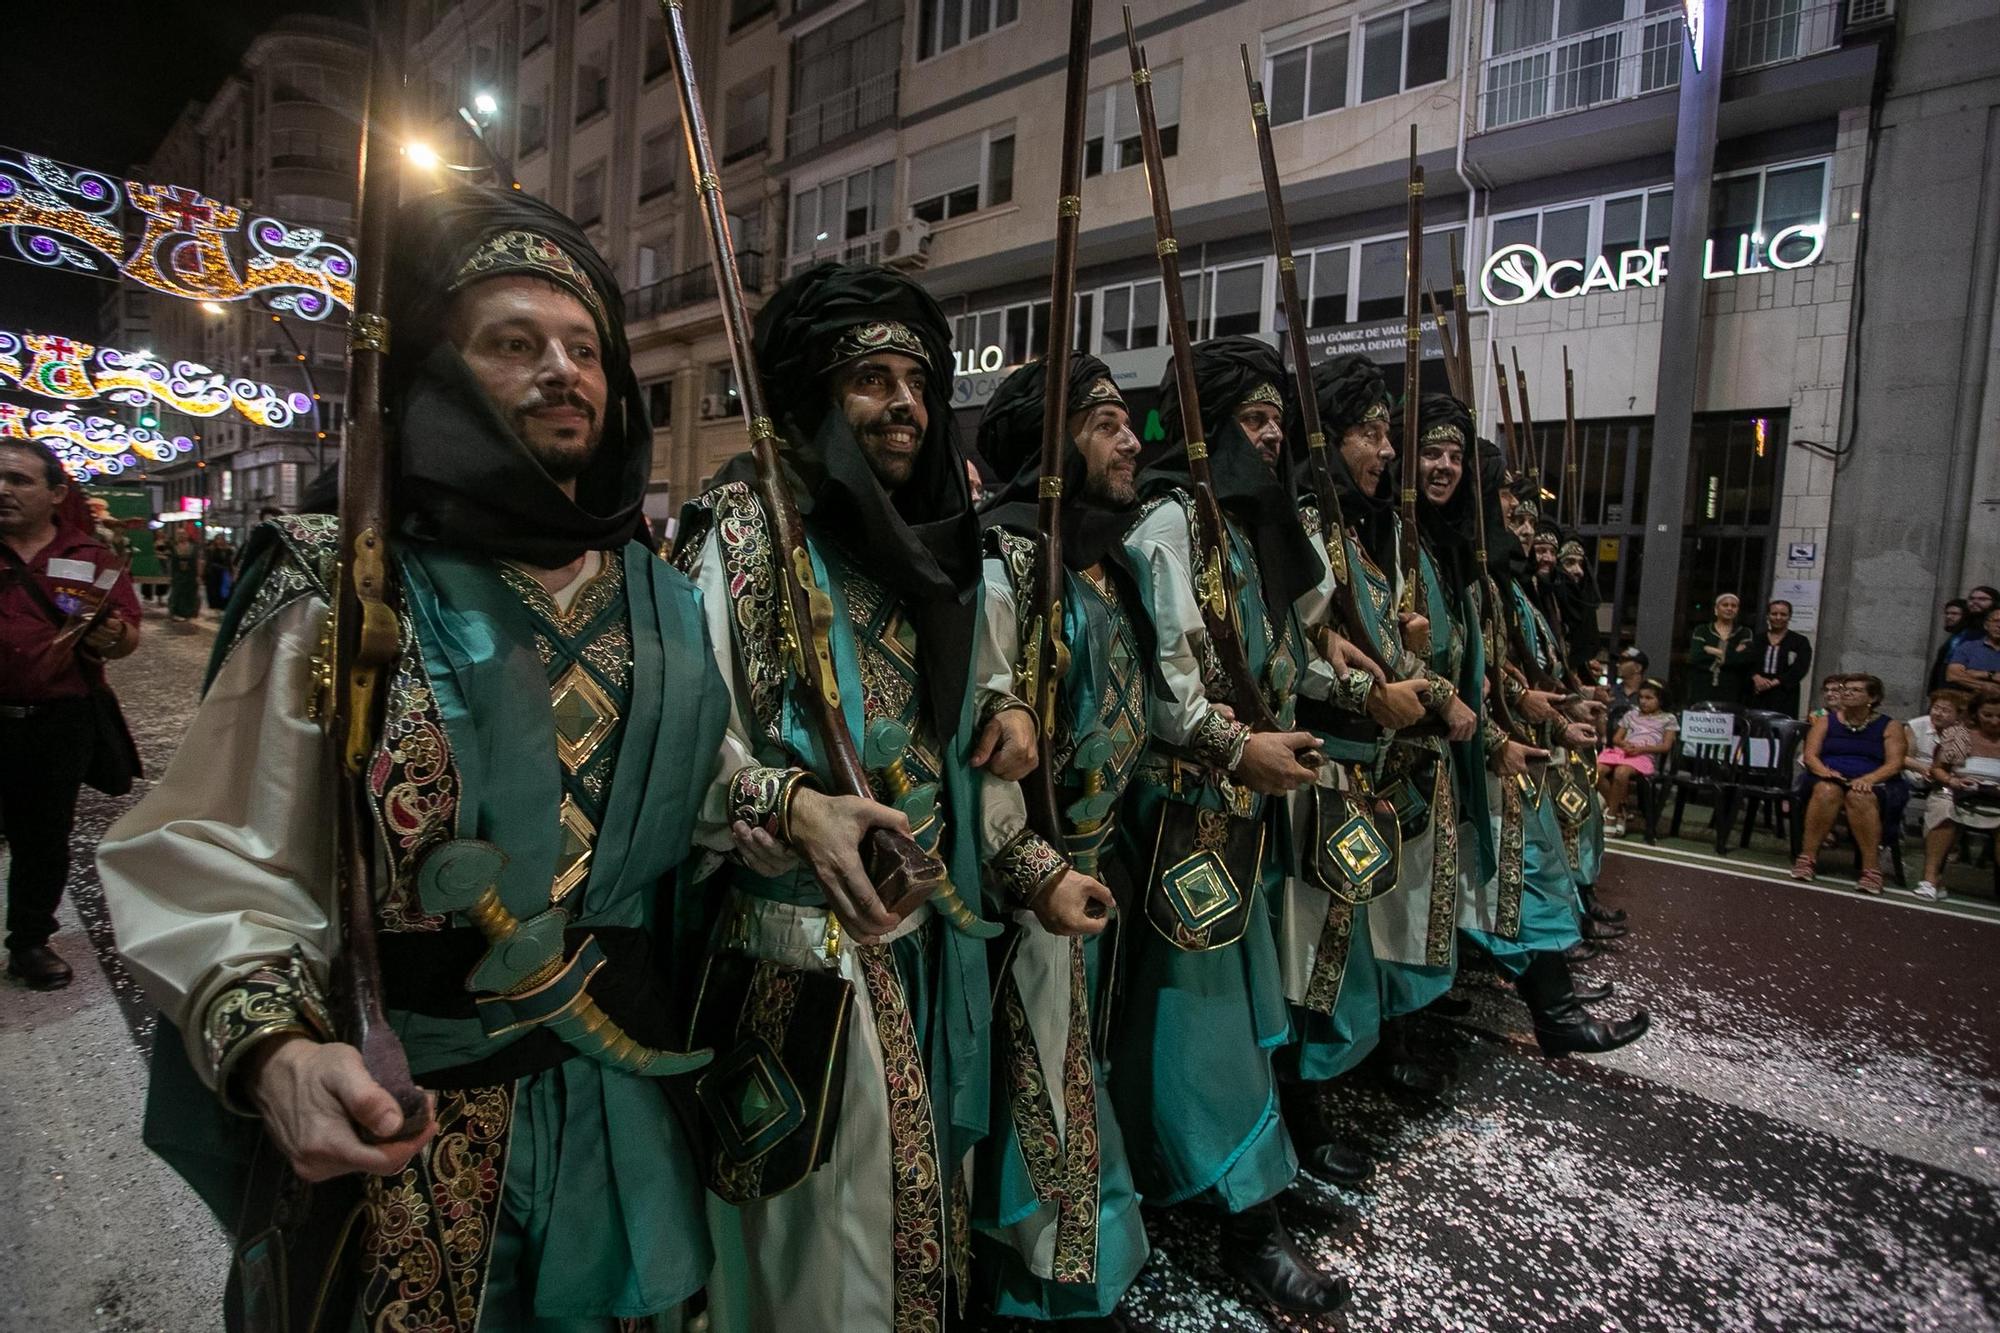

{"left": 624, "top": 251, "right": 767, "bottom": 321}
{"left": 783, "top": 230, "right": 885, "bottom": 278}
{"left": 1477, "top": 0, "right": 1842, "bottom": 132}
{"left": 785, "top": 70, "right": 898, "bottom": 157}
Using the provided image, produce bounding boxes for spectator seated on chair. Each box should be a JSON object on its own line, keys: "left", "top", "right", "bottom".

{"left": 1793, "top": 673, "right": 1909, "bottom": 895}
{"left": 1904, "top": 687, "right": 1972, "bottom": 798}
{"left": 1597, "top": 680, "right": 1676, "bottom": 838}
{"left": 1915, "top": 693, "right": 2000, "bottom": 902}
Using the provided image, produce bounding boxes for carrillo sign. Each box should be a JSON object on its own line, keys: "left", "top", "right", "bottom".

{"left": 1479, "top": 225, "right": 1826, "bottom": 306}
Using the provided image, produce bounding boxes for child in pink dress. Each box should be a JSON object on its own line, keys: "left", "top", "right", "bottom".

{"left": 1598, "top": 683, "right": 1677, "bottom": 836}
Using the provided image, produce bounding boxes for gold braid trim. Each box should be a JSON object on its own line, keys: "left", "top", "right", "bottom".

{"left": 859, "top": 946, "right": 950, "bottom": 1333}
{"left": 1300, "top": 895, "right": 1357, "bottom": 1014}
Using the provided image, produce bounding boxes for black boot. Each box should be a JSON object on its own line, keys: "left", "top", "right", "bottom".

{"left": 1513, "top": 951, "right": 1649, "bottom": 1056}
{"left": 1280, "top": 1082, "right": 1375, "bottom": 1187}
{"left": 6, "top": 944, "right": 72, "bottom": 991}
{"left": 1579, "top": 882, "right": 1628, "bottom": 925}
{"left": 1580, "top": 913, "right": 1628, "bottom": 942}
{"left": 1572, "top": 976, "right": 1614, "bottom": 1004}
{"left": 1377, "top": 1016, "right": 1453, "bottom": 1098}
{"left": 1218, "top": 1200, "right": 1352, "bottom": 1314}
{"left": 1562, "top": 939, "right": 1603, "bottom": 964}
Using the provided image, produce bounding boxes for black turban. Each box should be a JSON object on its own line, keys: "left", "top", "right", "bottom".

{"left": 381, "top": 186, "right": 651, "bottom": 567}
{"left": 1140, "top": 335, "right": 1320, "bottom": 615}
{"left": 976, "top": 353, "right": 1135, "bottom": 570}
{"left": 1302, "top": 353, "right": 1397, "bottom": 569}
{"left": 703, "top": 262, "right": 978, "bottom": 742}
{"left": 1409, "top": 393, "right": 1480, "bottom": 593}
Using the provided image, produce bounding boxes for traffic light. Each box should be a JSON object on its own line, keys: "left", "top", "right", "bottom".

{"left": 138, "top": 406, "right": 159, "bottom": 431}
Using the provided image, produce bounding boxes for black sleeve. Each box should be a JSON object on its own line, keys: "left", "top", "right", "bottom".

{"left": 1779, "top": 633, "right": 1813, "bottom": 688}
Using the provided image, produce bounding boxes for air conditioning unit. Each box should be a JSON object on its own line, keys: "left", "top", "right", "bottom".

{"left": 699, "top": 393, "right": 722, "bottom": 419}
{"left": 881, "top": 219, "right": 933, "bottom": 270}
{"left": 1847, "top": 0, "right": 1894, "bottom": 28}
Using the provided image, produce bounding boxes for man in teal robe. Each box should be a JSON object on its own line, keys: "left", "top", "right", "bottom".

{"left": 99, "top": 189, "right": 734, "bottom": 1330}
{"left": 1112, "top": 337, "right": 1348, "bottom": 1315}
{"left": 673, "top": 263, "right": 1006, "bottom": 1333}
{"left": 968, "top": 354, "right": 1154, "bottom": 1325}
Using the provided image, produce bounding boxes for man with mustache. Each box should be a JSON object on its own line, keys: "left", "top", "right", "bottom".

{"left": 101, "top": 189, "right": 736, "bottom": 1330}
{"left": 1111, "top": 336, "right": 1347, "bottom": 1314}
{"left": 966, "top": 354, "right": 1152, "bottom": 1327}
{"left": 675, "top": 262, "right": 1017, "bottom": 1333}
{"left": 1458, "top": 469, "right": 1649, "bottom": 1054}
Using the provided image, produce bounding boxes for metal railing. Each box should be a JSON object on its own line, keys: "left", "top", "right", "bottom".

{"left": 785, "top": 70, "right": 898, "bottom": 156}
{"left": 623, "top": 251, "right": 767, "bottom": 321}
{"left": 1477, "top": 1, "right": 1842, "bottom": 132}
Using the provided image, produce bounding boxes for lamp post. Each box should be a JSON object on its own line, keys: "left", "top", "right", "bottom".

{"left": 201, "top": 300, "right": 329, "bottom": 511}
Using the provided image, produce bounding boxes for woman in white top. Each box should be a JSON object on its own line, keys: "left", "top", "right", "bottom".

{"left": 1903, "top": 687, "right": 1971, "bottom": 795}
{"left": 1916, "top": 692, "right": 2000, "bottom": 901}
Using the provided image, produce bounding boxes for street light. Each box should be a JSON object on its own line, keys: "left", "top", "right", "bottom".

{"left": 472, "top": 91, "right": 499, "bottom": 119}
{"left": 406, "top": 141, "right": 443, "bottom": 171}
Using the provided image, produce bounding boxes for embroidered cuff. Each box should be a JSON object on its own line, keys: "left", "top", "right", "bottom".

{"left": 1483, "top": 719, "right": 1511, "bottom": 757}
{"left": 1331, "top": 667, "right": 1376, "bottom": 714}
{"left": 204, "top": 947, "right": 334, "bottom": 1116}
{"left": 730, "top": 765, "right": 819, "bottom": 843}
{"left": 980, "top": 688, "right": 1036, "bottom": 731}
{"left": 1191, "top": 709, "right": 1252, "bottom": 772}
{"left": 1503, "top": 671, "right": 1528, "bottom": 703}
{"left": 990, "top": 827, "right": 1072, "bottom": 906}
{"left": 1422, "top": 670, "right": 1457, "bottom": 711}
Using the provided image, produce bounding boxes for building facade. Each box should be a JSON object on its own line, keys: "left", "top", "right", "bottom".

{"left": 108, "top": 16, "right": 366, "bottom": 537}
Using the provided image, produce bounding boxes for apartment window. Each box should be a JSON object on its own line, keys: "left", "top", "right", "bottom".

{"left": 521, "top": 2, "right": 549, "bottom": 54}
{"left": 790, "top": 0, "right": 902, "bottom": 156}
{"left": 639, "top": 128, "right": 678, "bottom": 203}
{"left": 1709, "top": 159, "right": 1826, "bottom": 269}
{"left": 723, "top": 78, "right": 771, "bottom": 162}
{"left": 576, "top": 47, "right": 610, "bottom": 122}
{"left": 580, "top": 0, "right": 603, "bottom": 11}
{"left": 1359, "top": 1, "right": 1451, "bottom": 102}
{"left": 1300, "top": 243, "right": 1352, "bottom": 328}
{"left": 1084, "top": 63, "right": 1180, "bottom": 178}
{"left": 644, "top": 379, "right": 674, "bottom": 428}
{"left": 573, "top": 162, "right": 605, "bottom": 227}
{"left": 1598, "top": 186, "right": 1672, "bottom": 263}
{"left": 1268, "top": 28, "right": 1351, "bottom": 125}
{"left": 917, "top": 0, "right": 1020, "bottom": 60}
{"left": 1196, "top": 262, "right": 1266, "bottom": 339}
{"left": 1351, "top": 225, "right": 1465, "bottom": 322}
{"left": 518, "top": 87, "right": 548, "bottom": 157}
{"left": 955, "top": 298, "right": 1049, "bottom": 367}
{"left": 732, "top": 0, "right": 775, "bottom": 26}
{"left": 790, "top": 163, "right": 895, "bottom": 264}
{"left": 703, "top": 364, "right": 743, "bottom": 419}
{"left": 643, "top": 10, "right": 671, "bottom": 82}
{"left": 908, "top": 126, "right": 1015, "bottom": 223}
{"left": 1092, "top": 279, "right": 1164, "bottom": 355}
{"left": 1492, "top": 202, "right": 1591, "bottom": 265}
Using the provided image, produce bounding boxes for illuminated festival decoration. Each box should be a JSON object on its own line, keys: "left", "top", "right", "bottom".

{"left": 0, "top": 150, "right": 356, "bottom": 320}
{"left": 0, "top": 402, "right": 194, "bottom": 479}
{"left": 0, "top": 329, "right": 315, "bottom": 428}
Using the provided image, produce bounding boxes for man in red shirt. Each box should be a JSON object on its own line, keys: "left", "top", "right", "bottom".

{"left": 1, "top": 440, "right": 141, "bottom": 988}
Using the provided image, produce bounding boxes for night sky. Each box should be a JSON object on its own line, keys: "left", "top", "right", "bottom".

{"left": 0, "top": 0, "right": 366, "bottom": 335}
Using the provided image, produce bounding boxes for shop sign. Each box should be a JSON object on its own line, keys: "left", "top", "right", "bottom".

{"left": 1479, "top": 226, "right": 1826, "bottom": 307}
{"left": 1302, "top": 318, "right": 1443, "bottom": 366}
{"left": 952, "top": 344, "right": 1007, "bottom": 376}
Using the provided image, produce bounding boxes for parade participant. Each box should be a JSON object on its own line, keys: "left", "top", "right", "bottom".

{"left": 970, "top": 354, "right": 1152, "bottom": 1325}
{"left": 1112, "top": 335, "right": 1347, "bottom": 1314}
{"left": 1, "top": 440, "right": 142, "bottom": 990}
{"left": 1458, "top": 471, "right": 1649, "bottom": 1054}
{"left": 673, "top": 261, "right": 999, "bottom": 1333}
{"left": 100, "top": 187, "right": 734, "bottom": 1329}
{"left": 1279, "top": 356, "right": 1449, "bottom": 1132}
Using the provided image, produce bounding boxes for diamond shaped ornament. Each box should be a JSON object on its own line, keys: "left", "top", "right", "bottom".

{"left": 551, "top": 665, "right": 617, "bottom": 773}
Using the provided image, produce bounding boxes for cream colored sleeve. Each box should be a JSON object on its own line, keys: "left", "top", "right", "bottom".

{"left": 96, "top": 597, "right": 338, "bottom": 1088}
{"left": 1123, "top": 501, "right": 1247, "bottom": 767}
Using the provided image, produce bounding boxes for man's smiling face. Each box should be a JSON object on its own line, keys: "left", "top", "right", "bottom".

{"left": 832, "top": 352, "right": 929, "bottom": 489}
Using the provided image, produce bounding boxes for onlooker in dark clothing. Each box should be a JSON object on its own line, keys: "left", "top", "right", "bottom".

{"left": 1607, "top": 647, "right": 1649, "bottom": 730}
{"left": 1928, "top": 599, "right": 1970, "bottom": 692}
{"left": 1793, "top": 673, "right": 1908, "bottom": 895}
{"left": 1946, "top": 606, "right": 2000, "bottom": 695}
{"left": 0, "top": 441, "right": 142, "bottom": 989}
{"left": 202, "top": 534, "right": 235, "bottom": 611}
{"left": 1686, "top": 591, "right": 1756, "bottom": 704}
{"left": 1748, "top": 598, "right": 1813, "bottom": 717}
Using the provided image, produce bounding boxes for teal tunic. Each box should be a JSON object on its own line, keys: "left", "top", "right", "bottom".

{"left": 974, "top": 553, "right": 1150, "bottom": 1320}
{"left": 1109, "top": 496, "right": 1298, "bottom": 1213}
{"left": 1460, "top": 579, "right": 1584, "bottom": 975}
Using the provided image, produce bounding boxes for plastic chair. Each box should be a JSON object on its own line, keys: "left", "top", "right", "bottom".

{"left": 1733, "top": 712, "right": 1805, "bottom": 851}
{"left": 1668, "top": 701, "right": 1748, "bottom": 856}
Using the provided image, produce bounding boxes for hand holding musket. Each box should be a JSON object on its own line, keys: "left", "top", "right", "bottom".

{"left": 1121, "top": 10, "right": 1309, "bottom": 763}
{"left": 661, "top": 0, "right": 988, "bottom": 933}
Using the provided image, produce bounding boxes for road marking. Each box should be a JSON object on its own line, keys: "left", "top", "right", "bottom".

{"left": 1604, "top": 843, "right": 2000, "bottom": 925}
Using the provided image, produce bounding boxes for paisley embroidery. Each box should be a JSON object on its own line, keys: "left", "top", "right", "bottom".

{"left": 998, "top": 940, "right": 1101, "bottom": 1284}
{"left": 859, "top": 945, "right": 949, "bottom": 1333}
{"left": 1302, "top": 893, "right": 1357, "bottom": 1014}
{"left": 360, "top": 1084, "right": 515, "bottom": 1333}
{"left": 1497, "top": 777, "right": 1526, "bottom": 939}
{"left": 682, "top": 483, "right": 787, "bottom": 744}
{"left": 369, "top": 628, "right": 455, "bottom": 933}
{"left": 1425, "top": 755, "right": 1459, "bottom": 968}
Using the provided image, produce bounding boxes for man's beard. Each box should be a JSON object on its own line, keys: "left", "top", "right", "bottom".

{"left": 512, "top": 391, "right": 603, "bottom": 482}
{"left": 1085, "top": 465, "right": 1137, "bottom": 507}
{"left": 856, "top": 405, "right": 922, "bottom": 488}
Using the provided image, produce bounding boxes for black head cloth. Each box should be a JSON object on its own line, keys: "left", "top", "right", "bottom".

{"left": 383, "top": 186, "right": 650, "bottom": 567}
{"left": 1139, "top": 335, "right": 1320, "bottom": 614}
{"left": 709, "top": 261, "right": 979, "bottom": 742}
{"left": 1486, "top": 466, "right": 1540, "bottom": 585}
{"left": 977, "top": 353, "right": 1135, "bottom": 569}
{"left": 1411, "top": 393, "right": 1479, "bottom": 593}
{"left": 1304, "top": 352, "right": 1397, "bottom": 569}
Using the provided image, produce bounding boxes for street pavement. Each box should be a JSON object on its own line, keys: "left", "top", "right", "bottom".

{"left": 4, "top": 599, "right": 1997, "bottom": 1332}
